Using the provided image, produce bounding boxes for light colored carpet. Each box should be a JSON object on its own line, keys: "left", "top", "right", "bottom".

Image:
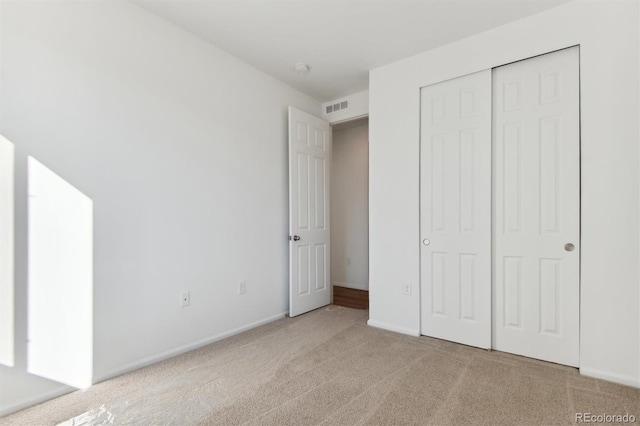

{"left": 2, "top": 306, "right": 638, "bottom": 425}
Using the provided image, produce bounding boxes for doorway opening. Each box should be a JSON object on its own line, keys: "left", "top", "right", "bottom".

{"left": 330, "top": 117, "right": 369, "bottom": 310}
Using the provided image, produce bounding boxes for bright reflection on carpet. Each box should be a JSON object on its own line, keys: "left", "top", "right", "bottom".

{"left": 57, "top": 404, "right": 114, "bottom": 426}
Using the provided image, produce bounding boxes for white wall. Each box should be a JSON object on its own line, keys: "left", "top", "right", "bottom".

{"left": 331, "top": 118, "right": 369, "bottom": 291}
{"left": 0, "top": 0, "right": 320, "bottom": 416}
{"left": 369, "top": 0, "right": 640, "bottom": 387}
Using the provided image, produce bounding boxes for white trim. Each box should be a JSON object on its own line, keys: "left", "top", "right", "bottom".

{"left": 367, "top": 319, "right": 420, "bottom": 337}
{"left": 331, "top": 113, "right": 369, "bottom": 126}
{"left": 93, "top": 312, "right": 286, "bottom": 383}
{"left": 580, "top": 367, "right": 640, "bottom": 389}
{"left": 0, "top": 386, "right": 72, "bottom": 418}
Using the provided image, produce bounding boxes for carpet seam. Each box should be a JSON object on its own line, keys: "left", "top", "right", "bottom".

{"left": 237, "top": 332, "right": 426, "bottom": 425}
{"left": 318, "top": 351, "right": 434, "bottom": 426}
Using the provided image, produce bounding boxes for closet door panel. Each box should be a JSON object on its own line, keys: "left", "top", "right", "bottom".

{"left": 493, "top": 47, "right": 580, "bottom": 367}
{"left": 420, "top": 70, "right": 492, "bottom": 349}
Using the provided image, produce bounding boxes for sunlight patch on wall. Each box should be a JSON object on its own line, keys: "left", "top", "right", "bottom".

{"left": 27, "top": 157, "right": 93, "bottom": 388}
{"left": 0, "top": 135, "right": 15, "bottom": 367}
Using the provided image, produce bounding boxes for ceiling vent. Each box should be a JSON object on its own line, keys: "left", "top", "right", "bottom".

{"left": 325, "top": 99, "right": 349, "bottom": 114}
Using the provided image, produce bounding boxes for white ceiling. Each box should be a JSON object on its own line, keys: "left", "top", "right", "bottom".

{"left": 132, "top": 0, "right": 573, "bottom": 102}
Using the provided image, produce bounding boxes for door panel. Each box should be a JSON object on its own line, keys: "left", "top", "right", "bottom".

{"left": 289, "top": 107, "right": 331, "bottom": 317}
{"left": 420, "top": 70, "right": 492, "bottom": 349}
{"left": 493, "top": 47, "right": 580, "bottom": 367}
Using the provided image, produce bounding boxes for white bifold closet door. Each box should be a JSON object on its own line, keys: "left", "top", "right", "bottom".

{"left": 493, "top": 47, "right": 580, "bottom": 367}
{"left": 420, "top": 70, "right": 492, "bottom": 349}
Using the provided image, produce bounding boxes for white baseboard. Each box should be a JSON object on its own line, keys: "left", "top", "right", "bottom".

{"left": 580, "top": 367, "right": 640, "bottom": 389}
{"left": 93, "top": 311, "right": 287, "bottom": 383}
{"left": 0, "top": 312, "right": 287, "bottom": 418}
{"left": 367, "top": 319, "right": 420, "bottom": 337}
{"left": 0, "top": 386, "right": 72, "bottom": 418}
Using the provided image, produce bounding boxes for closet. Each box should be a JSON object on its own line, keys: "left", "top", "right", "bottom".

{"left": 419, "top": 47, "right": 580, "bottom": 367}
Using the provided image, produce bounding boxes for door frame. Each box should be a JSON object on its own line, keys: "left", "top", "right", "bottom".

{"left": 329, "top": 115, "right": 370, "bottom": 298}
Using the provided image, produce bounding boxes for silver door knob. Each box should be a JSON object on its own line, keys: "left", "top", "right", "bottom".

{"left": 422, "top": 238, "right": 430, "bottom": 246}
{"left": 564, "top": 243, "right": 575, "bottom": 252}
{"left": 292, "top": 235, "right": 301, "bottom": 241}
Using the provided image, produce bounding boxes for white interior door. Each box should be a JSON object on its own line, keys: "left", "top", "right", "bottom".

{"left": 420, "top": 70, "right": 492, "bottom": 349}
{"left": 288, "top": 107, "right": 331, "bottom": 317}
{"left": 493, "top": 47, "right": 580, "bottom": 367}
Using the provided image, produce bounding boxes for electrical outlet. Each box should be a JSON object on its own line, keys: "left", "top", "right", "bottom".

{"left": 238, "top": 281, "right": 247, "bottom": 295}
{"left": 403, "top": 283, "right": 412, "bottom": 295}
{"left": 346, "top": 257, "right": 351, "bottom": 266}
{"left": 180, "top": 292, "right": 190, "bottom": 307}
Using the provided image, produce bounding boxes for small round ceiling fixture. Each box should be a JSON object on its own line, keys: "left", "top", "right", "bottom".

{"left": 294, "top": 63, "right": 310, "bottom": 74}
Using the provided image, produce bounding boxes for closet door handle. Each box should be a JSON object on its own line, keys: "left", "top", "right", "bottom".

{"left": 422, "top": 238, "right": 430, "bottom": 246}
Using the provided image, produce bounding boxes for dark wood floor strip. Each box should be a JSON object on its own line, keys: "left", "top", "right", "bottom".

{"left": 333, "top": 285, "right": 369, "bottom": 310}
